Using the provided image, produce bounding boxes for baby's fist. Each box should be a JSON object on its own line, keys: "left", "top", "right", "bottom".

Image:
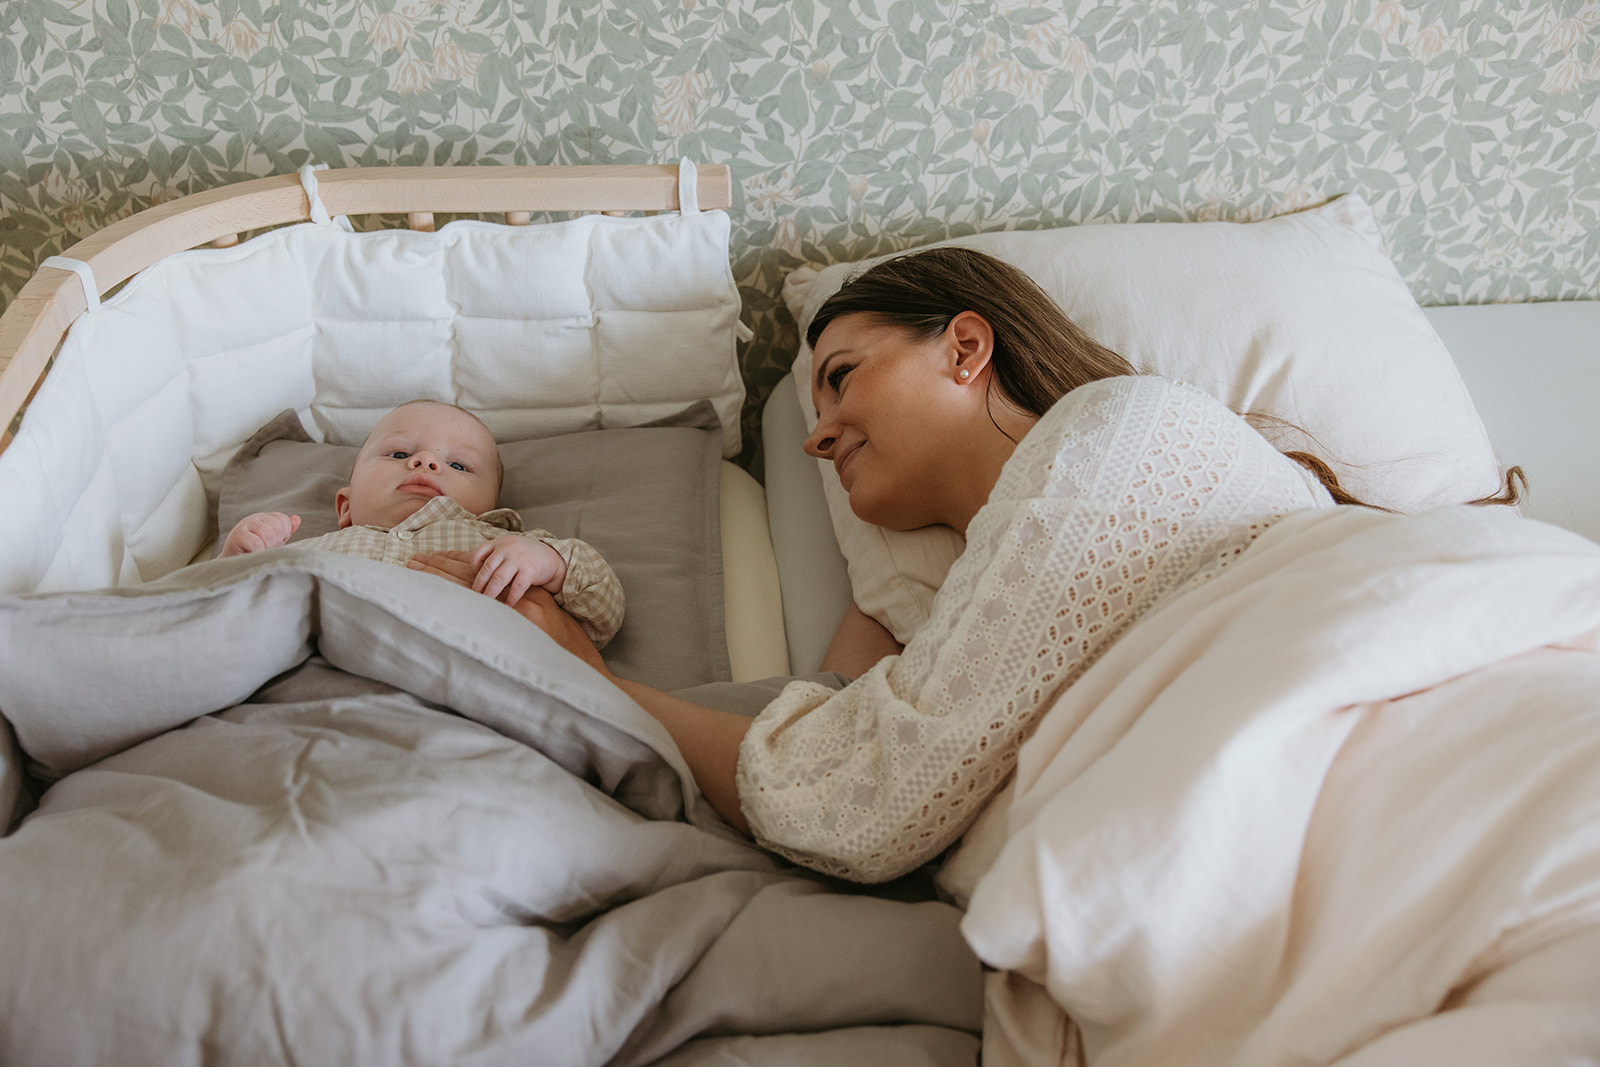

{"left": 470, "top": 536, "right": 565, "bottom": 605}
{"left": 220, "top": 512, "right": 302, "bottom": 557}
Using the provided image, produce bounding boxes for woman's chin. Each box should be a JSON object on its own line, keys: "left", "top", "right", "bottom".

{"left": 849, "top": 493, "right": 934, "bottom": 532}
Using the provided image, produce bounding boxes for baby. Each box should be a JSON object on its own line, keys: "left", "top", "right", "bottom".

{"left": 219, "top": 400, "right": 624, "bottom": 647}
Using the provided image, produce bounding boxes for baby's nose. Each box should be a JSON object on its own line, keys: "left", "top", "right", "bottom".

{"left": 408, "top": 453, "right": 440, "bottom": 471}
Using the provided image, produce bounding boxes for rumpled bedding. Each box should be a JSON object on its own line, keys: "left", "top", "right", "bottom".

{"left": 0, "top": 551, "right": 982, "bottom": 1066}
{"left": 956, "top": 505, "right": 1600, "bottom": 1066}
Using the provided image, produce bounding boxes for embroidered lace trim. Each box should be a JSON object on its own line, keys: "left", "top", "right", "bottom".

{"left": 736, "top": 376, "right": 1331, "bottom": 882}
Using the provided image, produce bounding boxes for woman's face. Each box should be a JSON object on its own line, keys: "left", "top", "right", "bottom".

{"left": 804, "top": 313, "right": 965, "bottom": 531}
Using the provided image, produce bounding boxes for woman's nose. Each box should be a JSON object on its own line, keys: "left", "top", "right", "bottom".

{"left": 802, "top": 424, "right": 835, "bottom": 459}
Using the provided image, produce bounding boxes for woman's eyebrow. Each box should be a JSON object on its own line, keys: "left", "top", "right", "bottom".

{"left": 813, "top": 348, "right": 854, "bottom": 392}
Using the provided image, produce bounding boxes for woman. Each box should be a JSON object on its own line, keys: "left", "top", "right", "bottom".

{"left": 410, "top": 247, "right": 1481, "bottom": 882}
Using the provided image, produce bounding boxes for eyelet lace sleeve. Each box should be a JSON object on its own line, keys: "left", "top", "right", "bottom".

{"left": 735, "top": 376, "right": 1331, "bottom": 883}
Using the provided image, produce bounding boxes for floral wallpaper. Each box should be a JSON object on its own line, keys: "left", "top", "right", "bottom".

{"left": 2, "top": 0, "right": 1598, "bottom": 465}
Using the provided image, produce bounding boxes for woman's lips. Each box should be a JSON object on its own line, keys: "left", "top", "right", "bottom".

{"left": 835, "top": 441, "right": 863, "bottom": 484}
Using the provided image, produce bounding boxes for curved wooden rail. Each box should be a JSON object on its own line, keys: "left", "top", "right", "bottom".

{"left": 0, "top": 163, "right": 732, "bottom": 452}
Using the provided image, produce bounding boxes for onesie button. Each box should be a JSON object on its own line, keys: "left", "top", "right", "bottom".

{"left": 397, "top": 529, "right": 414, "bottom": 541}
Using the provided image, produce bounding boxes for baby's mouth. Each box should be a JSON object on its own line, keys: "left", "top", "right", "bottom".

{"left": 398, "top": 476, "right": 442, "bottom": 497}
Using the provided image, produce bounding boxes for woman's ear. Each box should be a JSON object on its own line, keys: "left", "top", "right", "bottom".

{"left": 947, "top": 310, "right": 995, "bottom": 384}
{"left": 335, "top": 487, "right": 355, "bottom": 529}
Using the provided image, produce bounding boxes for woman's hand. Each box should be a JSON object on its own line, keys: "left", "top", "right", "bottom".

{"left": 411, "top": 548, "right": 753, "bottom": 836}
{"left": 408, "top": 550, "right": 607, "bottom": 675}
{"left": 507, "top": 587, "right": 610, "bottom": 676}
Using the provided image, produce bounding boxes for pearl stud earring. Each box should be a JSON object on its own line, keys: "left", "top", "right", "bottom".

{"left": 957, "top": 368, "right": 970, "bottom": 380}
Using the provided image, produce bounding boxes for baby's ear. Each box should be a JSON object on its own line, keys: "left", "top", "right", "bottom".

{"left": 334, "top": 487, "right": 354, "bottom": 529}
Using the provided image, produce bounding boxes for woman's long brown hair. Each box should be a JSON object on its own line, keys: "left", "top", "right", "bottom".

{"left": 806, "top": 246, "right": 1525, "bottom": 510}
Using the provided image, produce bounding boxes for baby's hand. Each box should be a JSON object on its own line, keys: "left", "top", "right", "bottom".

{"left": 220, "top": 512, "right": 301, "bottom": 557}
{"left": 470, "top": 536, "right": 566, "bottom": 605}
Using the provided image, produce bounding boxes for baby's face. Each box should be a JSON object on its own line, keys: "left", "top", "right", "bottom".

{"left": 336, "top": 403, "right": 501, "bottom": 529}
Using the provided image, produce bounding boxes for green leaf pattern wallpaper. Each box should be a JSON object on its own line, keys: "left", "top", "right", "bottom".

{"left": 2, "top": 0, "right": 1598, "bottom": 458}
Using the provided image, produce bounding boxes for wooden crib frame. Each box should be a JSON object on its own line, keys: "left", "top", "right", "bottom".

{"left": 0, "top": 163, "right": 733, "bottom": 454}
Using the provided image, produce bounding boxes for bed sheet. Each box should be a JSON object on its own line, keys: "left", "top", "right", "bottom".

{"left": 0, "top": 550, "right": 982, "bottom": 1065}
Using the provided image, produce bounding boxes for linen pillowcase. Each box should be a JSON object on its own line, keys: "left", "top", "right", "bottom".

{"left": 781, "top": 194, "right": 1502, "bottom": 643}
{"left": 216, "top": 404, "right": 729, "bottom": 691}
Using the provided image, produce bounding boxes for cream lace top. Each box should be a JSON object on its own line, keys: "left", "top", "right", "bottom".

{"left": 736, "top": 376, "right": 1334, "bottom": 882}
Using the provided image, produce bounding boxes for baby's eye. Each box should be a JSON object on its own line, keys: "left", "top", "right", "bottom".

{"left": 449, "top": 461, "right": 468, "bottom": 472}
{"left": 825, "top": 363, "right": 852, "bottom": 391}
{"left": 387, "top": 450, "right": 410, "bottom": 459}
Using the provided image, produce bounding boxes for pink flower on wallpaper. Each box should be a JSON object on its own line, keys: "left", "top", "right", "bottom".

{"left": 155, "top": 0, "right": 206, "bottom": 34}
{"left": 988, "top": 57, "right": 1049, "bottom": 101}
{"left": 1542, "top": 53, "right": 1586, "bottom": 94}
{"left": 392, "top": 56, "right": 434, "bottom": 95}
{"left": 366, "top": 11, "right": 417, "bottom": 55}
{"left": 656, "top": 71, "right": 708, "bottom": 135}
{"left": 45, "top": 172, "right": 92, "bottom": 235}
{"left": 1271, "top": 183, "right": 1318, "bottom": 215}
{"left": 218, "top": 17, "right": 269, "bottom": 59}
{"left": 1191, "top": 169, "right": 1235, "bottom": 222}
{"left": 433, "top": 39, "right": 480, "bottom": 80}
{"left": 1025, "top": 17, "right": 1067, "bottom": 54}
{"left": 1368, "top": 2, "right": 1411, "bottom": 40}
{"left": 943, "top": 59, "right": 981, "bottom": 102}
{"left": 1474, "top": 236, "right": 1530, "bottom": 271}
{"left": 743, "top": 172, "right": 799, "bottom": 222}
{"left": 1060, "top": 37, "right": 1091, "bottom": 78}
{"left": 1545, "top": 14, "right": 1597, "bottom": 54}
{"left": 1550, "top": 212, "right": 1588, "bottom": 244}
{"left": 848, "top": 176, "right": 870, "bottom": 201}
{"left": 772, "top": 217, "right": 802, "bottom": 256}
{"left": 1409, "top": 24, "right": 1455, "bottom": 61}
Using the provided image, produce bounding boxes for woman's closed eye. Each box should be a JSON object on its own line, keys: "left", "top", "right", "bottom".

{"left": 825, "top": 363, "right": 853, "bottom": 391}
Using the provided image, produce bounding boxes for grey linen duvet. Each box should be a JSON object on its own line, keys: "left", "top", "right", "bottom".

{"left": 0, "top": 552, "right": 981, "bottom": 1066}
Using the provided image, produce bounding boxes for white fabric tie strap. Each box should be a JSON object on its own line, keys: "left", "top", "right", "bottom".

{"left": 673, "top": 157, "right": 750, "bottom": 341}
{"left": 677, "top": 157, "right": 699, "bottom": 214}
{"left": 298, "top": 164, "right": 354, "bottom": 231}
{"left": 40, "top": 255, "right": 99, "bottom": 312}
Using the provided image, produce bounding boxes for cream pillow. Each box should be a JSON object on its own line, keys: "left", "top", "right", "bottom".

{"left": 781, "top": 194, "right": 1502, "bottom": 643}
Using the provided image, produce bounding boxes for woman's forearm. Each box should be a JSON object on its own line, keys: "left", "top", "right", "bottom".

{"left": 612, "top": 677, "right": 754, "bottom": 835}
{"left": 819, "top": 601, "right": 904, "bottom": 678}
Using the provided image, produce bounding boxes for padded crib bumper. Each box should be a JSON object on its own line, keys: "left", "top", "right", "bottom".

{"left": 0, "top": 189, "right": 745, "bottom": 596}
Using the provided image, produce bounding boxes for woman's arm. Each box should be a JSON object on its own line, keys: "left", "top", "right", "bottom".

{"left": 408, "top": 551, "right": 753, "bottom": 833}
{"left": 606, "top": 676, "right": 753, "bottom": 834}
{"left": 819, "top": 601, "right": 904, "bottom": 678}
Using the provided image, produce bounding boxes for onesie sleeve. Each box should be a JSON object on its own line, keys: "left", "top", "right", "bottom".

{"left": 529, "top": 533, "right": 626, "bottom": 648}
{"left": 735, "top": 376, "right": 1329, "bottom": 882}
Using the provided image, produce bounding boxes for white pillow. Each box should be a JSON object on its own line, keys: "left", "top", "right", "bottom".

{"left": 782, "top": 194, "right": 1502, "bottom": 643}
